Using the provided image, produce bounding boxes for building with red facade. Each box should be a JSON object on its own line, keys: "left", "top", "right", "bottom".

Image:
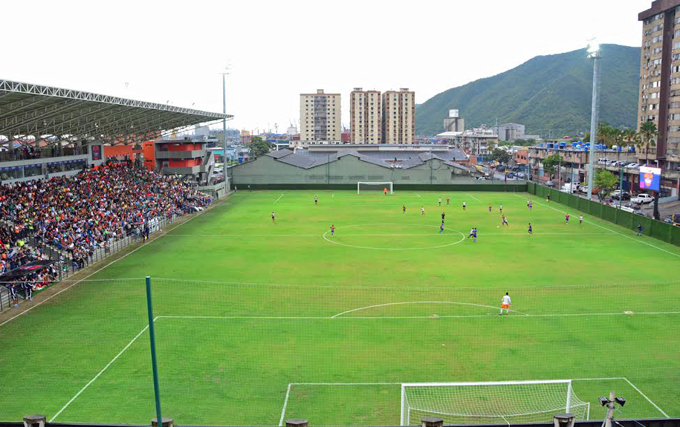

{"left": 155, "top": 138, "right": 216, "bottom": 185}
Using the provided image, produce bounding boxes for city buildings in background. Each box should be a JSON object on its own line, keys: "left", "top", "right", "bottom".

{"left": 638, "top": 0, "right": 680, "bottom": 166}
{"left": 299, "top": 89, "right": 342, "bottom": 144}
{"left": 382, "top": 88, "right": 415, "bottom": 144}
{"left": 350, "top": 88, "right": 382, "bottom": 144}
{"left": 494, "top": 123, "right": 541, "bottom": 142}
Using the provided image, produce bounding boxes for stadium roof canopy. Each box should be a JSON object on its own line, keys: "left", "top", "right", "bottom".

{"left": 0, "top": 79, "right": 232, "bottom": 145}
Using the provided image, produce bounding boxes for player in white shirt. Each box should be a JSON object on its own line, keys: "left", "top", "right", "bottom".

{"left": 500, "top": 292, "right": 511, "bottom": 315}
{"left": 421, "top": 206, "right": 425, "bottom": 215}
{"left": 462, "top": 201, "right": 467, "bottom": 211}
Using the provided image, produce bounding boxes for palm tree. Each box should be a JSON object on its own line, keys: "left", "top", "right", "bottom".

{"left": 637, "top": 121, "right": 661, "bottom": 220}
{"left": 638, "top": 121, "right": 659, "bottom": 166}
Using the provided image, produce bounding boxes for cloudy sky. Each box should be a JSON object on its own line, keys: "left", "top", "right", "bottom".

{"left": 2, "top": 0, "right": 650, "bottom": 133}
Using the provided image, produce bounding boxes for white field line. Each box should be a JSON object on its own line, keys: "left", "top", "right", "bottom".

{"left": 331, "top": 301, "right": 529, "bottom": 318}
{"left": 467, "top": 193, "right": 481, "bottom": 202}
{"left": 274, "top": 194, "right": 284, "bottom": 204}
{"left": 623, "top": 377, "right": 670, "bottom": 418}
{"left": 280, "top": 378, "right": 668, "bottom": 422}
{"left": 0, "top": 208, "right": 207, "bottom": 329}
{"left": 416, "top": 193, "right": 421, "bottom": 198}
{"left": 515, "top": 194, "right": 680, "bottom": 259}
{"left": 156, "top": 311, "right": 680, "bottom": 320}
{"left": 279, "top": 382, "right": 401, "bottom": 426}
{"left": 332, "top": 193, "right": 335, "bottom": 198}
{"left": 278, "top": 383, "right": 292, "bottom": 426}
{"left": 163, "top": 232, "right": 612, "bottom": 238}
{"left": 49, "top": 323, "right": 151, "bottom": 422}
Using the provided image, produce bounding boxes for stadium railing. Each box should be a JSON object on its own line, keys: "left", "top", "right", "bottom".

{"left": 0, "top": 214, "right": 181, "bottom": 313}
{"left": 2, "top": 416, "right": 679, "bottom": 427}
{"left": 527, "top": 182, "right": 680, "bottom": 246}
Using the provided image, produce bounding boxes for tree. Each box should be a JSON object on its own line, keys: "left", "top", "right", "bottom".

{"left": 490, "top": 148, "right": 510, "bottom": 164}
{"left": 542, "top": 154, "right": 563, "bottom": 178}
{"left": 247, "top": 137, "right": 272, "bottom": 158}
{"left": 637, "top": 121, "right": 658, "bottom": 166}
{"left": 594, "top": 169, "right": 618, "bottom": 202}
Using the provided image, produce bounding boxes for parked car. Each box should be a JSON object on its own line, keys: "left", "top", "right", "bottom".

{"left": 579, "top": 185, "right": 599, "bottom": 195}
{"left": 626, "top": 163, "right": 639, "bottom": 169}
{"left": 545, "top": 180, "right": 555, "bottom": 187}
{"left": 516, "top": 172, "right": 527, "bottom": 179}
{"left": 561, "top": 183, "right": 580, "bottom": 193}
{"left": 611, "top": 190, "right": 631, "bottom": 200}
{"left": 631, "top": 193, "right": 654, "bottom": 204}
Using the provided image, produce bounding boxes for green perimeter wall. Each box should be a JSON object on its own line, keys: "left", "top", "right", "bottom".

{"left": 232, "top": 155, "right": 474, "bottom": 186}
{"left": 528, "top": 182, "right": 680, "bottom": 246}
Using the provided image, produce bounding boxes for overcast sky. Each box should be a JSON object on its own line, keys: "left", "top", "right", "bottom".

{"left": 2, "top": 0, "right": 651, "bottom": 133}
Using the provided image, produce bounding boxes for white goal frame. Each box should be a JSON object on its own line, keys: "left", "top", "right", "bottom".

{"left": 357, "top": 181, "right": 394, "bottom": 194}
{"left": 400, "top": 380, "right": 589, "bottom": 426}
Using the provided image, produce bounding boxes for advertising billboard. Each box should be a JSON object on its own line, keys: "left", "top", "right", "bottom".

{"left": 639, "top": 166, "right": 661, "bottom": 191}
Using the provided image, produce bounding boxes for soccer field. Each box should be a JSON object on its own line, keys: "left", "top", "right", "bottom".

{"left": 1, "top": 190, "right": 679, "bottom": 426}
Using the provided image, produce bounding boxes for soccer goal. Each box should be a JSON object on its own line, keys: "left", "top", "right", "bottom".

{"left": 400, "top": 380, "right": 590, "bottom": 426}
{"left": 357, "top": 181, "right": 393, "bottom": 194}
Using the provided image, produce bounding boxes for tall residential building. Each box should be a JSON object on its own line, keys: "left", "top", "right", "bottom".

{"left": 638, "top": 0, "right": 680, "bottom": 164}
{"left": 382, "top": 88, "right": 415, "bottom": 144}
{"left": 350, "top": 88, "right": 382, "bottom": 143}
{"left": 300, "top": 89, "right": 341, "bottom": 143}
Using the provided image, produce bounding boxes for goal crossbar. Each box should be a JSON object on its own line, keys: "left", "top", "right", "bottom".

{"left": 403, "top": 380, "right": 572, "bottom": 387}
{"left": 357, "top": 181, "right": 393, "bottom": 194}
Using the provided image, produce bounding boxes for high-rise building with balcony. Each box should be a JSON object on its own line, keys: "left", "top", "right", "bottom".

{"left": 638, "top": 0, "right": 680, "bottom": 164}
{"left": 350, "top": 88, "right": 382, "bottom": 144}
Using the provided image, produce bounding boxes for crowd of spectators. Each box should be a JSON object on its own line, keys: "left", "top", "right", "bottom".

{"left": 0, "top": 163, "right": 212, "bottom": 306}
{"left": 1, "top": 225, "right": 56, "bottom": 307}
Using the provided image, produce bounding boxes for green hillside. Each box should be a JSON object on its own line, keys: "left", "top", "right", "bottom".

{"left": 416, "top": 44, "right": 640, "bottom": 137}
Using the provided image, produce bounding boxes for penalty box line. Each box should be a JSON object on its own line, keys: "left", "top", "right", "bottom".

{"left": 156, "top": 311, "right": 680, "bottom": 321}
{"left": 279, "top": 378, "right": 669, "bottom": 426}
{"left": 51, "top": 315, "right": 671, "bottom": 424}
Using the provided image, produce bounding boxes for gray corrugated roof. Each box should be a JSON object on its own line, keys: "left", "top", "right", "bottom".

{"left": 268, "top": 147, "right": 469, "bottom": 171}
{"left": 267, "top": 149, "right": 293, "bottom": 159}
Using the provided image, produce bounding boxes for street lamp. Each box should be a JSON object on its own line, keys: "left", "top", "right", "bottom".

{"left": 587, "top": 40, "right": 601, "bottom": 200}
{"left": 220, "top": 67, "right": 230, "bottom": 196}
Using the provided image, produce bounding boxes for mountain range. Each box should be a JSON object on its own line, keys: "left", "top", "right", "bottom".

{"left": 415, "top": 44, "right": 641, "bottom": 138}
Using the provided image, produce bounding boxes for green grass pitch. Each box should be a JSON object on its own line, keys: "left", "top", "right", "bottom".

{"left": 1, "top": 190, "right": 679, "bottom": 426}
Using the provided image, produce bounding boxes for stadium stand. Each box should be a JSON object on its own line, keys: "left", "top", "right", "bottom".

{"left": 0, "top": 163, "right": 212, "bottom": 305}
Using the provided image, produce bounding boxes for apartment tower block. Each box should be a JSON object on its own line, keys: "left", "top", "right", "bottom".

{"left": 639, "top": 0, "right": 680, "bottom": 164}
{"left": 382, "top": 88, "right": 415, "bottom": 144}
{"left": 300, "top": 89, "right": 341, "bottom": 143}
{"left": 350, "top": 88, "right": 382, "bottom": 143}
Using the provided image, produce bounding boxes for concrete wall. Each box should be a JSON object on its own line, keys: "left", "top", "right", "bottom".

{"left": 232, "top": 155, "right": 474, "bottom": 185}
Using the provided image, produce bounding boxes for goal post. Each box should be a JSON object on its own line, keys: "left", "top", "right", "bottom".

{"left": 357, "top": 181, "right": 393, "bottom": 194}
{"left": 400, "top": 380, "right": 590, "bottom": 426}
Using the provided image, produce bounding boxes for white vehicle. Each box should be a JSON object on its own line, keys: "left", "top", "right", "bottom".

{"left": 631, "top": 193, "right": 654, "bottom": 204}
{"left": 561, "top": 183, "right": 580, "bottom": 193}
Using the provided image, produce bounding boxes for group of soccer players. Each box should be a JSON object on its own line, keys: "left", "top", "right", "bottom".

{"left": 300, "top": 193, "right": 587, "bottom": 241}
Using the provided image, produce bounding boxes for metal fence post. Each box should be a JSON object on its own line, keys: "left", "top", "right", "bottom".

{"left": 145, "top": 276, "right": 163, "bottom": 425}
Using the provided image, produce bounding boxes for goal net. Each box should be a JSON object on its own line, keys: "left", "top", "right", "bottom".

{"left": 401, "top": 380, "right": 590, "bottom": 426}
{"left": 358, "top": 181, "right": 393, "bottom": 194}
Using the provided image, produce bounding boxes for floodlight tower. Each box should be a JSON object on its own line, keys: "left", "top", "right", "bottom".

{"left": 586, "top": 40, "right": 601, "bottom": 200}
{"left": 221, "top": 67, "right": 230, "bottom": 195}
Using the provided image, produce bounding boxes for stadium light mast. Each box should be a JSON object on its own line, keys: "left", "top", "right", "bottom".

{"left": 586, "top": 40, "right": 601, "bottom": 200}
{"left": 221, "top": 67, "right": 230, "bottom": 196}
